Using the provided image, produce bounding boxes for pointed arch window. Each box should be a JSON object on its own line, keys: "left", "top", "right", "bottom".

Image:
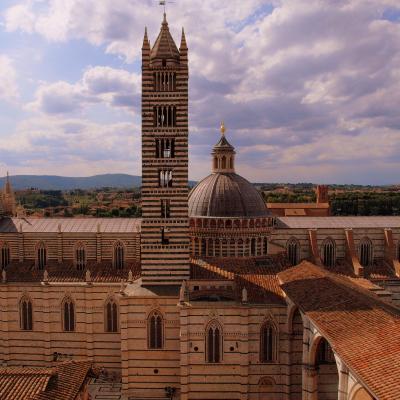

{"left": 322, "top": 238, "right": 336, "bottom": 268}
{"left": 206, "top": 321, "right": 222, "bottom": 363}
{"left": 260, "top": 321, "right": 277, "bottom": 363}
{"left": 1, "top": 243, "right": 10, "bottom": 269}
{"left": 20, "top": 297, "right": 33, "bottom": 331}
{"left": 62, "top": 298, "right": 75, "bottom": 332}
{"left": 287, "top": 238, "right": 300, "bottom": 266}
{"left": 316, "top": 337, "right": 335, "bottom": 365}
{"left": 75, "top": 243, "right": 86, "bottom": 271}
{"left": 36, "top": 243, "right": 47, "bottom": 270}
{"left": 114, "top": 241, "right": 125, "bottom": 270}
{"left": 105, "top": 298, "right": 118, "bottom": 332}
{"left": 359, "top": 237, "right": 373, "bottom": 267}
{"left": 148, "top": 310, "right": 164, "bottom": 349}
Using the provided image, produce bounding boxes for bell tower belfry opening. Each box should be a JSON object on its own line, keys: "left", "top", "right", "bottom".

{"left": 141, "top": 14, "right": 190, "bottom": 285}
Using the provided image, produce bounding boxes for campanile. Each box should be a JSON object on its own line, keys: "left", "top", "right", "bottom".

{"left": 141, "top": 14, "right": 190, "bottom": 285}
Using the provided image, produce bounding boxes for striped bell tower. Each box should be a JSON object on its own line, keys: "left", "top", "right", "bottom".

{"left": 141, "top": 14, "right": 190, "bottom": 285}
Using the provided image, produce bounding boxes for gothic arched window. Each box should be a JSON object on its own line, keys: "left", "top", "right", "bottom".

{"left": 114, "top": 241, "right": 125, "bottom": 270}
{"left": 316, "top": 337, "right": 335, "bottom": 365}
{"left": 20, "top": 297, "right": 33, "bottom": 331}
{"left": 62, "top": 297, "right": 75, "bottom": 332}
{"left": 75, "top": 243, "right": 86, "bottom": 271}
{"left": 1, "top": 243, "right": 10, "bottom": 269}
{"left": 260, "top": 321, "right": 277, "bottom": 363}
{"left": 148, "top": 310, "right": 163, "bottom": 349}
{"left": 36, "top": 243, "right": 47, "bottom": 270}
{"left": 105, "top": 298, "right": 118, "bottom": 333}
{"left": 287, "top": 238, "right": 300, "bottom": 266}
{"left": 206, "top": 321, "right": 222, "bottom": 363}
{"left": 322, "top": 238, "right": 336, "bottom": 268}
{"left": 359, "top": 237, "right": 373, "bottom": 267}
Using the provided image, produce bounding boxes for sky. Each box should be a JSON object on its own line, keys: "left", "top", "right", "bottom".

{"left": 0, "top": 0, "right": 400, "bottom": 184}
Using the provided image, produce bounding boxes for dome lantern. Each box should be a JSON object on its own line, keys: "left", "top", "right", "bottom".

{"left": 211, "top": 122, "right": 236, "bottom": 173}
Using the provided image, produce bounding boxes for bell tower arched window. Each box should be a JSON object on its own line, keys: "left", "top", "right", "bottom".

{"left": 359, "top": 237, "right": 373, "bottom": 267}
{"left": 36, "top": 243, "right": 47, "bottom": 270}
{"left": 114, "top": 241, "right": 125, "bottom": 270}
{"left": 105, "top": 298, "right": 118, "bottom": 332}
{"left": 148, "top": 310, "right": 163, "bottom": 349}
{"left": 206, "top": 321, "right": 222, "bottom": 363}
{"left": 20, "top": 297, "right": 33, "bottom": 331}
{"left": 287, "top": 238, "right": 300, "bottom": 265}
{"left": 75, "top": 243, "right": 86, "bottom": 270}
{"left": 322, "top": 238, "right": 336, "bottom": 267}
{"left": 260, "top": 321, "right": 277, "bottom": 363}
{"left": 62, "top": 297, "right": 75, "bottom": 332}
{"left": 1, "top": 243, "right": 10, "bottom": 269}
{"left": 153, "top": 106, "right": 176, "bottom": 127}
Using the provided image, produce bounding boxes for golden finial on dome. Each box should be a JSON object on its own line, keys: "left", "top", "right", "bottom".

{"left": 220, "top": 121, "right": 226, "bottom": 135}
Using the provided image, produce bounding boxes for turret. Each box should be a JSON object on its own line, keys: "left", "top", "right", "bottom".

{"left": 142, "top": 27, "right": 150, "bottom": 66}
{"left": 179, "top": 28, "right": 188, "bottom": 67}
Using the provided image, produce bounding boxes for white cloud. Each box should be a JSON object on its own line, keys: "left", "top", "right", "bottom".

{"left": 0, "top": 55, "right": 19, "bottom": 102}
{"left": 0, "top": 117, "right": 140, "bottom": 176}
{"left": 28, "top": 66, "right": 140, "bottom": 114}
{"left": 3, "top": 0, "right": 400, "bottom": 183}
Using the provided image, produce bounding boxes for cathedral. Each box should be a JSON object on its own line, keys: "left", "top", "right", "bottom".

{"left": 0, "top": 14, "right": 399, "bottom": 400}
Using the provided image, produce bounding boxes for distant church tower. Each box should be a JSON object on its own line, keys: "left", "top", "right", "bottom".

{"left": 0, "top": 172, "right": 16, "bottom": 217}
{"left": 141, "top": 14, "right": 190, "bottom": 285}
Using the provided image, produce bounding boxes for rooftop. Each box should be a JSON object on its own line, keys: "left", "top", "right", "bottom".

{"left": 278, "top": 216, "right": 400, "bottom": 229}
{"left": 0, "top": 217, "right": 141, "bottom": 233}
{"left": 278, "top": 261, "right": 400, "bottom": 400}
{"left": 0, "top": 360, "right": 93, "bottom": 400}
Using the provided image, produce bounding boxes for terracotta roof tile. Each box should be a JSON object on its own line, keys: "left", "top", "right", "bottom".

{"left": 0, "top": 217, "right": 141, "bottom": 233}
{"left": 278, "top": 261, "right": 400, "bottom": 400}
{"left": 0, "top": 360, "right": 92, "bottom": 400}
{"left": 5, "top": 261, "right": 141, "bottom": 283}
{"left": 190, "top": 256, "right": 290, "bottom": 304}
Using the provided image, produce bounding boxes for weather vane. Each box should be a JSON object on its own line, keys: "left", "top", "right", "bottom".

{"left": 159, "top": 0, "right": 175, "bottom": 14}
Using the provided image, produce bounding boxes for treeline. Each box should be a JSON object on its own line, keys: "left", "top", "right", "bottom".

{"left": 331, "top": 192, "right": 400, "bottom": 216}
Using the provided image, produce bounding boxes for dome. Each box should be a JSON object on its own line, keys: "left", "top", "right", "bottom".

{"left": 188, "top": 172, "right": 270, "bottom": 218}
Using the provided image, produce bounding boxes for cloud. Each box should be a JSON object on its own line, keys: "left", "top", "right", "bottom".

{"left": 28, "top": 66, "right": 140, "bottom": 115}
{"left": 2, "top": 0, "right": 400, "bottom": 183}
{"left": 0, "top": 55, "right": 19, "bottom": 103}
{"left": 0, "top": 117, "right": 140, "bottom": 176}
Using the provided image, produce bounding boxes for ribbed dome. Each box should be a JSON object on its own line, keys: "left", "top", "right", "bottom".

{"left": 189, "top": 173, "right": 270, "bottom": 218}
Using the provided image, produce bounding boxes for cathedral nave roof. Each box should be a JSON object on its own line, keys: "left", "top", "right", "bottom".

{"left": 0, "top": 217, "right": 141, "bottom": 233}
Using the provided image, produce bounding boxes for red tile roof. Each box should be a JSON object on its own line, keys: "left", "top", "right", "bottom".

{"left": 190, "top": 256, "right": 290, "bottom": 304}
{"left": 0, "top": 360, "right": 93, "bottom": 400}
{"left": 278, "top": 261, "right": 400, "bottom": 400}
{"left": 0, "top": 217, "right": 141, "bottom": 233}
{"left": 5, "top": 261, "right": 141, "bottom": 283}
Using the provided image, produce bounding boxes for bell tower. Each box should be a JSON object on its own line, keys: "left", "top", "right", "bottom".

{"left": 141, "top": 14, "right": 190, "bottom": 285}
